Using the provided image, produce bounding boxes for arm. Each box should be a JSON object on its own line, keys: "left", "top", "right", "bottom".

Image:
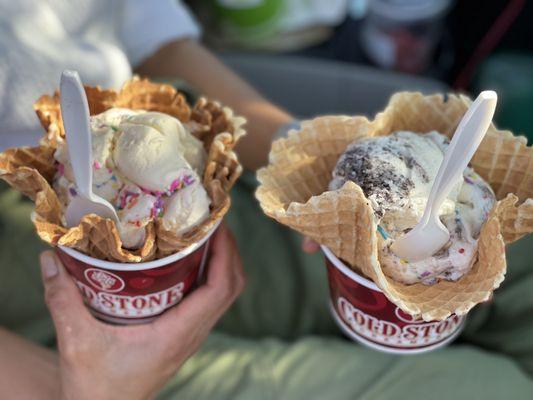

{"left": 0, "top": 327, "right": 59, "bottom": 399}
{"left": 136, "top": 39, "right": 293, "bottom": 171}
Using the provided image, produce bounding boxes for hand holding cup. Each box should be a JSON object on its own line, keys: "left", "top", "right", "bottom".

{"left": 40, "top": 224, "right": 245, "bottom": 400}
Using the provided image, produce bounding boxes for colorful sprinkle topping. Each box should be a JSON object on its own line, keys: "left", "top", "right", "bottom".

{"left": 169, "top": 179, "right": 181, "bottom": 193}
{"left": 377, "top": 225, "right": 389, "bottom": 239}
{"left": 114, "top": 174, "right": 198, "bottom": 222}
{"left": 165, "top": 175, "right": 195, "bottom": 196}
{"left": 57, "top": 163, "right": 65, "bottom": 176}
{"left": 458, "top": 248, "right": 465, "bottom": 254}
{"left": 118, "top": 191, "right": 140, "bottom": 210}
{"left": 93, "top": 161, "right": 102, "bottom": 170}
{"left": 151, "top": 197, "right": 165, "bottom": 218}
{"left": 464, "top": 175, "right": 475, "bottom": 185}
{"left": 69, "top": 187, "right": 77, "bottom": 197}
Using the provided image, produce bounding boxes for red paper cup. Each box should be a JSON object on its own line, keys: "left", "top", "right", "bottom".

{"left": 322, "top": 245, "right": 465, "bottom": 354}
{"left": 55, "top": 222, "right": 220, "bottom": 324}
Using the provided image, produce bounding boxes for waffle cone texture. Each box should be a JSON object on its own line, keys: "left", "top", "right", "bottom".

{"left": 0, "top": 77, "right": 246, "bottom": 262}
{"left": 256, "top": 92, "right": 533, "bottom": 321}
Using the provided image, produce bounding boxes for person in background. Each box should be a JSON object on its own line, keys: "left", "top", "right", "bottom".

{"left": 1, "top": 1, "right": 533, "bottom": 400}
{"left": 0, "top": 0, "right": 293, "bottom": 169}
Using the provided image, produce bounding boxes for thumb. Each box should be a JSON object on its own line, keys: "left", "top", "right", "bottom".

{"left": 40, "top": 251, "right": 93, "bottom": 340}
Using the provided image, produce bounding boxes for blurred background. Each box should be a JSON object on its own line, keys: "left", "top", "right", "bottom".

{"left": 186, "top": 0, "right": 532, "bottom": 141}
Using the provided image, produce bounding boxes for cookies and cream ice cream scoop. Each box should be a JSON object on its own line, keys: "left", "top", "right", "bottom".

{"left": 330, "top": 130, "right": 495, "bottom": 285}
{"left": 54, "top": 108, "right": 210, "bottom": 249}
{"left": 391, "top": 91, "right": 497, "bottom": 261}
{"left": 254, "top": 91, "right": 532, "bottom": 321}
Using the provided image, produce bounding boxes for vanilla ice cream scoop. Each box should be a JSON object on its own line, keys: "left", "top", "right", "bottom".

{"left": 53, "top": 108, "right": 211, "bottom": 250}
{"left": 123, "top": 112, "right": 206, "bottom": 172}
{"left": 331, "top": 131, "right": 495, "bottom": 285}
{"left": 114, "top": 112, "right": 206, "bottom": 193}
{"left": 161, "top": 181, "right": 211, "bottom": 235}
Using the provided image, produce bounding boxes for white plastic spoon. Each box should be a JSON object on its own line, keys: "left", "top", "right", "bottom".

{"left": 60, "top": 70, "right": 119, "bottom": 227}
{"left": 390, "top": 91, "right": 497, "bottom": 261}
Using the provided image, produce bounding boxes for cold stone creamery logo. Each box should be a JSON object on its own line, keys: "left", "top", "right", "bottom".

{"left": 84, "top": 268, "right": 125, "bottom": 293}
{"left": 337, "top": 297, "right": 462, "bottom": 347}
{"left": 76, "top": 280, "right": 185, "bottom": 318}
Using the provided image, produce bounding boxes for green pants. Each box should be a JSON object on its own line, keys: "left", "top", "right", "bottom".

{"left": 1, "top": 174, "right": 533, "bottom": 399}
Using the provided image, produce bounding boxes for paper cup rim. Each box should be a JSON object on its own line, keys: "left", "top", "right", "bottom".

{"left": 321, "top": 245, "right": 381, "bottom": 291}
{"left": 59, "top": 220, "right": 221, "bottom": 271}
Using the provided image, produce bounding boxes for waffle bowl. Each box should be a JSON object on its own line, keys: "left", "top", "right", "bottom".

{"left": 256, "top": 92, "right": 532, "bottom": 321}
{"left": 0, "top": 77, "right": 246, "bottom": 262}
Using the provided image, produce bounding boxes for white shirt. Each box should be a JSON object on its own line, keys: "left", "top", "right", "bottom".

{"left": 0, "top": 0, "right": 200, "bottom": 149}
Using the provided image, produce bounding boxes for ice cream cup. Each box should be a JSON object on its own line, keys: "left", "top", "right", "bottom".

{"left": 55, "top": 221, "right": 221, "bottom": 325}
{"left": 322, "top": 245, "right": 466, "bottom": 354}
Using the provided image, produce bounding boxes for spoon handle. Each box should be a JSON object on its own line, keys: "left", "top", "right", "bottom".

{"left": 60, "top": 70, "right": 93, "bottom": 199}
{"left": 422, "top": 91, "right": 497, "bottom": 224}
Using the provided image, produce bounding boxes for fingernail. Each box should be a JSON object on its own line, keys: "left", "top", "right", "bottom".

{"left": 41, "top": 252, "right": 59, "bottom": 279}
